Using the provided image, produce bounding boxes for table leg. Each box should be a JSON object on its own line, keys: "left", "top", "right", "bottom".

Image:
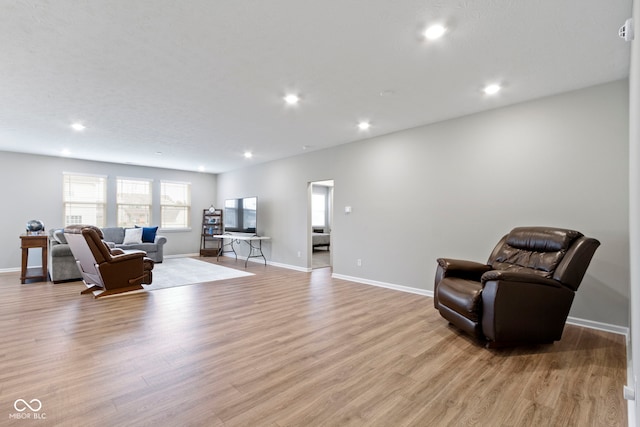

{"left": 42, "top": 244, "right": 48, "bottom": 281}
{"left": 20, "top": 248, "right": 28, "bottom": 284}
{"left": 244, "top": 239, "right": 267, "bottom": 267}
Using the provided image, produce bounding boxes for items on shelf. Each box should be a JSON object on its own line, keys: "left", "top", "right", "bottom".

{"left": 200, "top": 208, "right": 223, "bottom": 256}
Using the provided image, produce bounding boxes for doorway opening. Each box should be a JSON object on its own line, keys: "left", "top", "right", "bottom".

{"left": 309, "top": 180, "right": 334, "bottom": 269}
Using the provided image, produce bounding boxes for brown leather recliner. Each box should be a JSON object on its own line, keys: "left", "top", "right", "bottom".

{"left": 434, "top": 227, "right": 600, "bottom": 347}
{"left": 64, "top": 225, "right": 154, "bottom": 298}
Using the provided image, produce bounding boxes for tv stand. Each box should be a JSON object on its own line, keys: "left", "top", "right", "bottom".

{"left": 214, "top": 234, "right": 270, "bottom": 267}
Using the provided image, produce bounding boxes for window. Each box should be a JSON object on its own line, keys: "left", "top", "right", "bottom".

{"left": 63, "top": 173, "right": 106, "bottom": 227}
{"left": 224, "top": 199, "right": 238, "bottom": 229}
{"left": 161, "top": 181, "right": 191, "bottom": 229}
{"left": 117, "top": 178, "right": 152, "bottom": 227}
{"left": 312, "top": 193, "right": 326, "bottom": 227}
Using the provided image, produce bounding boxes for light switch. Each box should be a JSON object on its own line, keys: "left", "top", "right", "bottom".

{"left": 345, "top": 206, "right": 352, "bottom": 214}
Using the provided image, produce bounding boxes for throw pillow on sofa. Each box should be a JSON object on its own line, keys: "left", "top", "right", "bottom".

{"left": 135, "top": 225, "right": 158, "bottom": 243}
{"left": 123, "top": 227, "right": 143, "bottom": 245}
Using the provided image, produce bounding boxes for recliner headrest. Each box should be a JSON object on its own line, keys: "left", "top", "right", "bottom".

{"left": 506, "top": 227, "right": 583, "bottom": 252}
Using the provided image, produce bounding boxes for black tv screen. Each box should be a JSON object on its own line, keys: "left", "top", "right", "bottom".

{"left": 224, "top": 197, "right": 257, "bottom": 233}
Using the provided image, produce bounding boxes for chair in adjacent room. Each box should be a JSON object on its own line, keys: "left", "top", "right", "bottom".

{"left": 433, "top": 226, "right": 600, "bottom": 347}
{"left": 64, "top": 225, "right": 154, "bottom": 298}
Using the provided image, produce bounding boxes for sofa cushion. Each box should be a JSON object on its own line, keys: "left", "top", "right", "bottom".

{"left": 115, "top": 242, "right": 158, "bottom": 253}
{"left": 102, "top": 227, "right": 125, "bottom": 244}
{"left": 50, "top": 244, "right": 74, "bottom": 257}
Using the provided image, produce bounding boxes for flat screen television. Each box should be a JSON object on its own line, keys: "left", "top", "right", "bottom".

{"left": 224, "top": 196, "right": 257, "bottom": 234}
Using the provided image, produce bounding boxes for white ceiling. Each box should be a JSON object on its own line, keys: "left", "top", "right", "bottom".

{"left": 0, "top": 0, "right": 632, "bottom": 173}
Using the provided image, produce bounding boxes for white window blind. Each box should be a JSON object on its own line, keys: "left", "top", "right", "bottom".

{"left": 161, "top": 181, "right": 191, "bottom": 229}
{"left": 117, "top": 178, "right": 152, "bottom": 227}
{"left": 312, "top": 193, "right": 326, "bottom": 227}
{"left": 63, "top": 173, "right": 106, "bottom": 227}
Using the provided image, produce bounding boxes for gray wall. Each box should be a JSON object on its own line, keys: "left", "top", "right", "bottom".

{"left": 218, "top": 79, "right": 630, "bottom": 327}
{"left": 0, "top": 152, "right": 216, "bottom": 269}
{"left": 628, "top": 0, "right": 639, "bottom": 417}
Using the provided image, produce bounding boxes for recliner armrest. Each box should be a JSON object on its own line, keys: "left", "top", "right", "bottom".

{"left": 481, "top": 270, "right": 564, "bottom": 288}
{"left": 434, "top": 258, "right": 492, "bottom": 309}
{"left": 108, "top": 251, "right": 147, "bottom": 264}
{"left": 437, "top": 258, "right": 491, "bottom": 277}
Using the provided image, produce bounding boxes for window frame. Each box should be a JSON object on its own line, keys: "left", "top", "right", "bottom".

{"left": 62, "top": 172, "right": 107, "bottom": 227}
{"left": 160, "top": 180, "right": 192, "bottom": 230}
{"left": 116, "top": 177, "right": 153, "bottom": 228}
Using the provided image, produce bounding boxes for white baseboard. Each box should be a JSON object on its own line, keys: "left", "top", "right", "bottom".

{"left": 566, "top": 317, "right": 629, "bottom": 336}
{"left": 267, "top": 260, "right": 312, "bottom": 272}
{"left": 218, "top": 252, "right": 312, "bottom": 272}
{"left": 0, "top": 266, "right": 42, "bottom": 273}
{"left": 331, "top": 273, "right": 434, "bottom": 297}
{"left": 331, "top": 273, "right": 628, "bottom": 337}
{"left": 165, "top": 253, "right": 199, "bottom": 259}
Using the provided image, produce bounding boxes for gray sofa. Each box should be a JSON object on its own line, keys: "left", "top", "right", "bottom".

{"left": 48, "top": 228, "right": 82, "bottom": 283}
{"left": 100, "top": 227, "right": 167, "bottom": 263}
{"left": 48, "top": 227, "right": 167, "bottom": 283}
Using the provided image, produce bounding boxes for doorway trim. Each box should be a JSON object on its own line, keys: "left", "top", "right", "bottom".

{"left": 308, "top": 179, "right": 334, "bottom": 269}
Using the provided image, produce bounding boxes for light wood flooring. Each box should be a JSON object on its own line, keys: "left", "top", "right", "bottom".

{"left": 0, "top": 257, "right": 627, "bottom": 426}
{"left": 312, "top": 248, "right": 331, "bottom": 269}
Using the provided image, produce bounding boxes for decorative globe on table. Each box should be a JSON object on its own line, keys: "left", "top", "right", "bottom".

{"left": 26, "top": 220, "right": 45, "bottom": 234}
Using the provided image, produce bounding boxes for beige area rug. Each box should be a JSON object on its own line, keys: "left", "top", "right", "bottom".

{"left": 144, "top": 257, "right": 254, "bottom": 291}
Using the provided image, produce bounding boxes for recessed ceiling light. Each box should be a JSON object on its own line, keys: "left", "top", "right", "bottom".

{"left": 198, "top": 166, "right": 205, "bottom": 172}
{"left": 358, "top": 121, "right": 371, "bottom": 131}
{"left": 244, "top": 151, "right": 253, "bottom": 159}
{"left": 424, "top": 24, "right": 446, "bottom": 40}
{"left": 284, "top": 94, "right": 300, "bottom": 105}
{"left": 483, "top": 84, "right": 501, "bottom": 95}
{"left": 61, "top": 148, "right": 71, "bottom": 156}
{"left": 70, "top": 123, "right": 85, "bottom": 131}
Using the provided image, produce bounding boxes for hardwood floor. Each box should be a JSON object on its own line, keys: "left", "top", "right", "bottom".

{"left": 312, "top": 248, "right": 330, "bottom": 269}
{"left": 0, "top": 257, "right": 627, "bottom": 426}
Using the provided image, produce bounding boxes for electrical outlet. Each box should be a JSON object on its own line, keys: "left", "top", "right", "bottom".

{"left": 357, "top": 259, "right": 362, "bottom": 267}
{"left": 624, "top": 385, "right": 635, "bottom": 400}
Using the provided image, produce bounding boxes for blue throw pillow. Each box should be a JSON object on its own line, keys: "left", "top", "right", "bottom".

{"left": 135, "top": 225, "right": 158, "bottom": 243}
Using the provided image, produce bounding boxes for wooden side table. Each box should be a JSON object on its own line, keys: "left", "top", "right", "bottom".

{"left": 20, "top": 234, "right": 48, "bottom": 284}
